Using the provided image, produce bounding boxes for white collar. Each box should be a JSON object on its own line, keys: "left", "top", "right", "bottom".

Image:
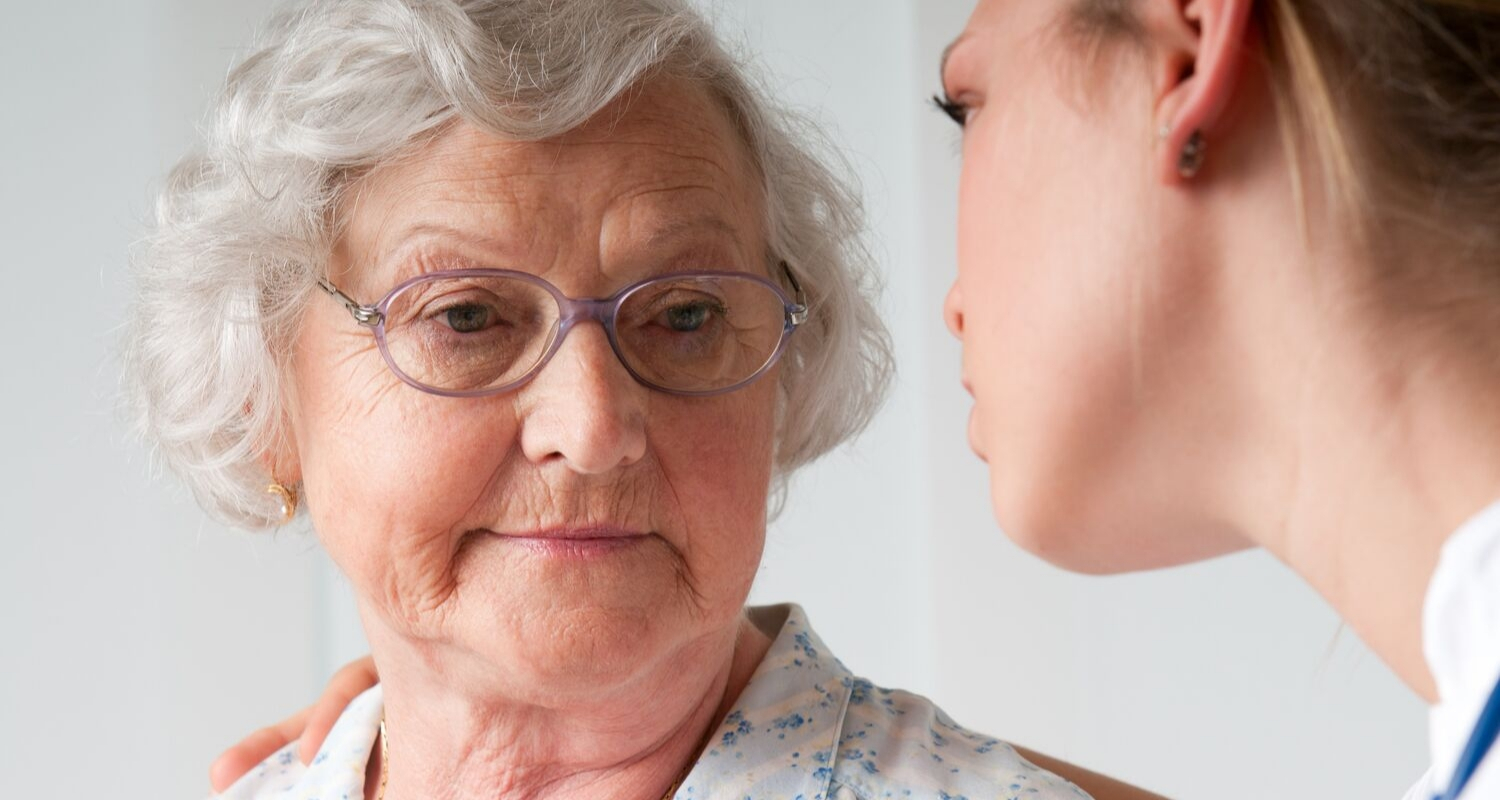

{"left": 1422, "top": 498, "right": 1500, "bottom": 787}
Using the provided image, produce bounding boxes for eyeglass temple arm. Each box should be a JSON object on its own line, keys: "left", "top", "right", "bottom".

{"left": 317, "top": 278, "right": 385, "bottom": 327}
{"left": 780, "top": 262, "right": 810, "bottom": 327}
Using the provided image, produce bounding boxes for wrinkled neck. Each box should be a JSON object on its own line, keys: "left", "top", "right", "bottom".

{"left": 367, "top": 614, "right": 772, "bottom": 800}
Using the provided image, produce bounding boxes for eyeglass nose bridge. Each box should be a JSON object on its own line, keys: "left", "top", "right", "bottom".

{"left": 554, "top": 295, "right": 622, "bottom": 335}
{"left": 529, "top": 295, "right": 633, "bottom": 383}
{"left": 550, "top": 294, "right": 629, "bottom": 348}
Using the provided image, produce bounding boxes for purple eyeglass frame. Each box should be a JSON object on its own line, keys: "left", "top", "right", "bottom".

{"left": 316, "top": 263, "right": 810, "bottom": 399}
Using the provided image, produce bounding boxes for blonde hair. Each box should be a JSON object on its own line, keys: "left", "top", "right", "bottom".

{"left": 124, "top": 0, "right": 893, "bottom": 528}
{"left": 1073, "top": 0, "right": 1500, "bottom": 269}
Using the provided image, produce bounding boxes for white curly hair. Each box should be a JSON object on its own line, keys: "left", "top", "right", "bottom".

{"left": 124, "top": 0, "right": 893, "bottom": 528}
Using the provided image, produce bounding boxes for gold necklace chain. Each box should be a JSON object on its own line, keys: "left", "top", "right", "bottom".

{"left": 374, "top": 716, "right": 690, "bottom": 800}
{"left": 377, "top": 717, "right": 389, "bottom": 800}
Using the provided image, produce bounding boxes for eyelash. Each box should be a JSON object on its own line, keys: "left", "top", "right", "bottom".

{"left": 932, "top": 92, "right": 969, "bottom": 128}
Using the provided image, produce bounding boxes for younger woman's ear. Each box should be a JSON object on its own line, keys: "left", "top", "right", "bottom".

{"left": 1150, "top": 0, "right": 1255, "bottom": 184}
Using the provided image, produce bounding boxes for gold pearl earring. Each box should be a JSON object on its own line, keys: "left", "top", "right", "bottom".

{"left": 266, "top": 481, "right": 298, "bottom": 524}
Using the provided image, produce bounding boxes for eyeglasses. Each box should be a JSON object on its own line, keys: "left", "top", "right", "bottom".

{"left": 317, "top": 264, "right": 809, "bottom": 398}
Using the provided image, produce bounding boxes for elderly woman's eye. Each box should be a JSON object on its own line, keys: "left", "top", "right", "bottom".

{"left": 441, "top": 303, "right": 497, "bottom": 333}
{"left": 663, "top": 302, "right": 717, "bottom": 332}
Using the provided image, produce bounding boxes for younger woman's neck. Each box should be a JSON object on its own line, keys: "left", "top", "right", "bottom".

{"left": 1242, "top": 253, "right": 1500, "bottom": 703}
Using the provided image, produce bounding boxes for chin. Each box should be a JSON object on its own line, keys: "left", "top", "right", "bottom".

{"left": 473, "top": 603, "right": 672, "bottom": 693}
{"left": 986, "top": 466, "right": 1211, "bottom": 576}
{"left": 1002, "top": 524, "right": 1189, "bottom": 575}
{"left": 996, "top": 511, "right": 1146, "bottom": 575}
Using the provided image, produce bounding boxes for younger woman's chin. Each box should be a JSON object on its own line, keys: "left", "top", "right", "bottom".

{"left": 990, "top": 483, "right": 1253, "bottom": 575}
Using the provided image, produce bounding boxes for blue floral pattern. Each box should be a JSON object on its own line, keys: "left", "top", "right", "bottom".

{"left": 216, "top": 605, "right": 1090, "bottom": 799}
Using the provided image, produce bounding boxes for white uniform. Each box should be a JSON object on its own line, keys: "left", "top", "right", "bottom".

{"left": 1404, "top": 499, "right": 1500, "bottom": 799}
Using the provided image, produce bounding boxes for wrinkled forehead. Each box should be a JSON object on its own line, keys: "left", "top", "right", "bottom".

{"left": 334, "top": 77, "right": 767, "bottom": 297}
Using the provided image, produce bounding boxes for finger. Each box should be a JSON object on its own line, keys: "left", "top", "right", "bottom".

{"left": 209, "top": 721, "right": 301, "bottom": 793}
{"left": 270, "top": 704, "right": 314, "bottom": 756}
{"left": 297, "top": 656, "right": 380, "bottom": 764}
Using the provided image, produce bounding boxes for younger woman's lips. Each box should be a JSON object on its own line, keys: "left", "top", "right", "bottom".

{"left": 967, "top": 406, "right": 988, "bottom": 464}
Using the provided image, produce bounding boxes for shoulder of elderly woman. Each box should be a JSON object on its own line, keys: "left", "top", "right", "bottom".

{"left": 212, "top": 686, "right": 382, "bottom": 800}
{"left": 213, "top": 606, "right": 1088, "bottom": 800}
{"left": 680, "top": 605, "right": 1091, "bottom": 799}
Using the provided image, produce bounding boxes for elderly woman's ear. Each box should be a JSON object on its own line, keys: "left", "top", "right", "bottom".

{"left": 259, "top": 447, "right": 301, "bottom": 495}
{"left": 254, "top": 411, "right": 302, "bottom": 524}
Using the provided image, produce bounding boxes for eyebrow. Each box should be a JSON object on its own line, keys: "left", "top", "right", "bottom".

{"left": 388, "top": 217, "right": 741, "bottom": 253}
{"left": 644, "top": 215, "right": 745, "bottom": 250}
{"left": 940, "top": 32, "right": 970, "bottom": 82}
{"left": 368, "top": 216, "right": 746, "bottom": 282}
{"left": 376, "top": 222, "right": 522, "bottom": 268}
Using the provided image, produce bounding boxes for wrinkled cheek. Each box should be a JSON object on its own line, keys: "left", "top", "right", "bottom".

{"left": 300, "top": 392, "right": 522, "bottom": 634}
{"left": 305, "top": 488, "right": 448, "bottom": 635}
{"left": 651, "top": 391, "right": 773, "bottom": 614}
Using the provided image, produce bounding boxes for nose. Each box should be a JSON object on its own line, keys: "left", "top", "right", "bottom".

{"left": 518, "top": 323, "right": 648, "bottom": 475}
{"left": 944, "top": 280, "right": 965, "bottom": 339}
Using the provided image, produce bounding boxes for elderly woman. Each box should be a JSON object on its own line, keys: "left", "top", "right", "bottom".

{"left": 127, "top": 1, "right": 1093, "bottom": 798}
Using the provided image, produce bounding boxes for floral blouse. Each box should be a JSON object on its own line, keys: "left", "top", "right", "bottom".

{"left": 217, "top": 604, "right": 1090, "bottom": 799}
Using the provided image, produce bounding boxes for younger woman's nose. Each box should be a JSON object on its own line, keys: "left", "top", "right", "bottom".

{"left": 944, "top": 281, "right": 966, "bottom": 339}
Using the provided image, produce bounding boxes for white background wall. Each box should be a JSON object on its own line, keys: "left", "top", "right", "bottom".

{"left": 0, "top": 1, "right": 1425, "bottom": 799}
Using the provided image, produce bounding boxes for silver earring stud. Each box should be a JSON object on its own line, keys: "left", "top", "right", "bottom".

{"left": 1177, "top": 130, "right": 1207, "bottom": 179}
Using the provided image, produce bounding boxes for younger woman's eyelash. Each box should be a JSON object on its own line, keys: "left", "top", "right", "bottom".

{"left": 932, "top": 92, "right": 968, "bottom": 128}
